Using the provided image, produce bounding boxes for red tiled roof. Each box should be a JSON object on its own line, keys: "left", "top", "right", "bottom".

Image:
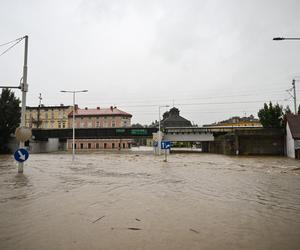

{"left": 69, "top": 107, "right": 132, "bottom": 117}
{"left": 287, "top": 114, "right": 300, "bottom": 139}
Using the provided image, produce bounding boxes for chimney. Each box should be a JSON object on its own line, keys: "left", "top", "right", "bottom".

{"left": 74, "top": 104, "right": 78, "bottom": 110}
{"left": 97, "top": 107, "right": 100, "bottom": 110}
{"left": 110, "top": 106, "right": 113, "bottom": 111}
{"left": 85, "top": 107, "right": 88, "bottom": 110}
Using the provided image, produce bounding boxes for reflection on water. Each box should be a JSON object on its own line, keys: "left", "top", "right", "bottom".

{"left": 13, "top": 174, "right": 30, "bottom": 188}
{"left": 0, "top": 152, "right": 300, "bottom": 250}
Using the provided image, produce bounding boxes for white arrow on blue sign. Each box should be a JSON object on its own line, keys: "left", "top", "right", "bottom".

{"left": 14, "top": 148, "right": 29, "bottom": 162}
{"left": 161, "top": 141, "right": 171, "bottom": 149}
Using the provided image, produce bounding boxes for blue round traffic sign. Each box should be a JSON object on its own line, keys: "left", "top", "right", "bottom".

{"left": 14, "top": 148, "right": 29, "bottom": 162}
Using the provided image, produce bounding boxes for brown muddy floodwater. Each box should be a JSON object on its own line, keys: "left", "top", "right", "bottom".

{"left": 1, "top": 151, "right": 300, "bottom": 250}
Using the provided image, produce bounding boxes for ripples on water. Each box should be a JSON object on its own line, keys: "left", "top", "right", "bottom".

{"left": 0, "top": 151, "right": 300, "bottom": 250}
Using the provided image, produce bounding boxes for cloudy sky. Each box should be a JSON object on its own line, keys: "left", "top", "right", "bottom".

{"left": 1, "top": 0, "right": 300, "bottom": 125}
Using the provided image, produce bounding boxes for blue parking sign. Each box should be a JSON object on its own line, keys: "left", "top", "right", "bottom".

{"left": 161, "top": 141, "right": 171, "bottom": 149}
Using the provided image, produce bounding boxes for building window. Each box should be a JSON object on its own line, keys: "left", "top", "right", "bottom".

{"left": 80, "top": 143, "right": 84, "bottom": 149}
{"left": 96, "top": 121, "right": 100, "bottom": 128}
{"left": 123, "top": 143, "right": 126, "bottom": 148}
{"left": 119, "top": 143, "right": 121, "bottom": 148}
{"left": 96, "top": 143, "right": 99, "bottom": 149}
{"left": 88, "top": 143, "right": 91, "bottom": 149}
{"left": 112, "top": 143, "right": 115, "bottom": 148}
{"left": 63, "top": 123, "right": 65, "bottom": 128}
{"left": 104, "top": 143, "right": 107, "bottom": 149}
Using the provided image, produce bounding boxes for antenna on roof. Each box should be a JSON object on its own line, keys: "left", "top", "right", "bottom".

{"left": 38, "top": 93, "right": 42, "bottom": 107}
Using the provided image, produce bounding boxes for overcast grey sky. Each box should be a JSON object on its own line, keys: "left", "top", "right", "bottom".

{"left": 1, "top": 0, "right": 300, "bottom": 125}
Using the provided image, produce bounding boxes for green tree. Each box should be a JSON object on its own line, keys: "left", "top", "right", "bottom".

{"left": 131, "top": 123, "right": 144, "bottom": 128}
{"left": 257, "top": 102, "right": 283, "bottom": 128}
{"left": 282, "top": 105, "right": 292, "bottom": 126}
{"left": 284, "top": 105, "right": 292, "bottom": 115}
{"left": 0, "top": 89, "right": 21, "bottom": 153}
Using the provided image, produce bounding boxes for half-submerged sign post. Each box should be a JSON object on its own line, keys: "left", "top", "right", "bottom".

{"left": 18, "top": 35, "right": 29, "bottom": 173}
{"left": 161, "top": 140, "right": 171, "bottom": 162}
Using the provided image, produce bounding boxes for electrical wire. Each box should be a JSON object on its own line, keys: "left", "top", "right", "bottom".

{"left": 0, "top": 37, "right": 24, "bottom": 57}
{"left": 80, "top": 88, "right": 288, "bottom": 106}
{"left": 0, "top": 37, "right": 23, "bottom": 47}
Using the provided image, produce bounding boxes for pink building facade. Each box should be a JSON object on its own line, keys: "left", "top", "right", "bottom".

{"left": 67, "top": 139, "right": 131, "bottom": 150}
{"left": 68, "top": 106, "right": 131, "bottom": 128}
{"left": 67, "top": 106, "right": 133, "bottom": 150}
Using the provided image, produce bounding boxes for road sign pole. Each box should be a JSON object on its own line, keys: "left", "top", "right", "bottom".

{"left": 72, "top": 91, "right": 75, "bottom": 161}
{"left": 158, "top": 106, "right": 161, "bottom": 156}
{"left": 18, "top": 35, "right": 28, "bottom": 174}
{"left": 164, "top": 149, "right": 167, "bottom": 162}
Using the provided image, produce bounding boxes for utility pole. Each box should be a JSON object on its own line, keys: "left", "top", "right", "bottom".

{"left": 18, "top": 35, "right": 29, "bottom": 173}
{"left": 292, "top": 79, "right": 297, "bottom": 114}
{"left": 37, "top": 93, "right": 42, "bottom": 128}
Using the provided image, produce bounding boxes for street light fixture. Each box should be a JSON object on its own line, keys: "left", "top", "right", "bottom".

{"left": 273, "top": 37, "right": 300, "bottom": 41}
{"left": 158, "top": 105, "right": 169, "bottom": 155}
{"left": 60, "top": 90, "right": 88, "bottom": 161}
{"left": 273, "top": 36, "right": 300, "bottom": 113}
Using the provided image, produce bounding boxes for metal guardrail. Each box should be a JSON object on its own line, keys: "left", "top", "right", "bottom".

{"left": 164, "top": 126, "right": 264, "bottom": 134}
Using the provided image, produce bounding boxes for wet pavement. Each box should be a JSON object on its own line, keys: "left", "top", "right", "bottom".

{"left": 1, "top": 151, "right": 300, "bottom": 250}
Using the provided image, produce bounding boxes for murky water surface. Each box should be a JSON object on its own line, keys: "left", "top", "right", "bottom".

{"left": 1, "top": 151, "right": 300, "bottom": 250}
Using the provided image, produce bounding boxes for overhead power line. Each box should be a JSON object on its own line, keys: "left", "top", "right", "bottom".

{"left": 0, "top": 37, "right": 24, "bottom": 57}
{"left": 0, "top": 37, "right": 23, "bottom": 47}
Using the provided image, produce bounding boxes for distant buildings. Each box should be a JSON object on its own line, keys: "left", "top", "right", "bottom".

{"left": 204, "top": 115, "right": 262, "bottom": 128}
{"left": 26, "top": 104, "right": 133, "bottom": 150}
{"left": 147, "top": 107, "right": 192, "bottom": 147}
{"left": 25, "top": 105, "right": 72, "bottom": 129}
{"left": 286, "top": 114, "right": 300, "bottom": 159}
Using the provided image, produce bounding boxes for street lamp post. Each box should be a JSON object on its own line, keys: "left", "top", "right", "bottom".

{"left": 158, "top": 105, "right": 169, "bottom": 155}
{"left": 60, "top": 90, "right": 88, "bottom": 161}
{"left": 273, "top": 36, "right": 300, "bottom": 114}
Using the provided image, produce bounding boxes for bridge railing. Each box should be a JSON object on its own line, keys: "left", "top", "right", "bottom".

{"left": 32, "top": 127, "right": 158, "bottom": 140}
{"left": 164, "top": 126, "right": 264, "bottom": 134}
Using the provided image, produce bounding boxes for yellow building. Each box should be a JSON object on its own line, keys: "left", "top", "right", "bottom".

{"left": 25, "top": 105, "right": 73, "bottom": 129}
{"left": 204, "top": 115, "right": 262, "bottom": 128}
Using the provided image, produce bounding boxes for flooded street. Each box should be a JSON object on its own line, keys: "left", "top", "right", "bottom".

{"left": 1, "top": 151, "right": 300, "bottom": 250}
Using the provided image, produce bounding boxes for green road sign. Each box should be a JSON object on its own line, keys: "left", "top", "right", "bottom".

{"left": 130, "top": 129, "right": 148, "bottom": 135}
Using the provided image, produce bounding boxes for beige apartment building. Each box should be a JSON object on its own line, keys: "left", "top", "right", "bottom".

{"left": 25, "top": 105, "right": 72, "bottom": 129}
